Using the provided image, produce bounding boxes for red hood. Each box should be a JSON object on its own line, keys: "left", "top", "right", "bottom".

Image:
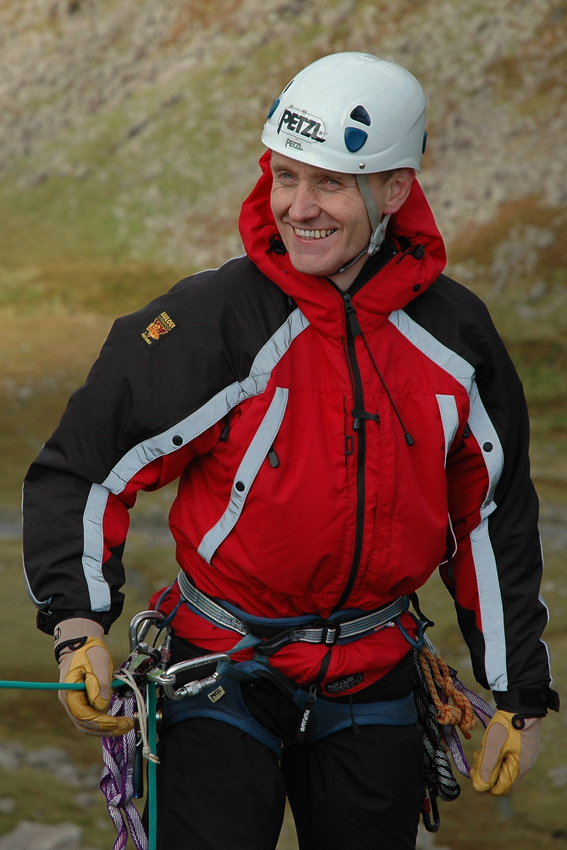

{"left": 239, "top": 151, "right": 447, "bottom": 338}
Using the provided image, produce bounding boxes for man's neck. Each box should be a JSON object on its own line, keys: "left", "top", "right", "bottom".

{"left": 330, "top": 237, "right": 397, "bottom": 295}
{"left": 327, "top": 252, "right": 369, "bottom": 291}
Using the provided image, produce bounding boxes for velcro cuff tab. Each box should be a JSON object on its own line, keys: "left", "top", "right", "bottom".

{"left": 494, "top": 685, "right": 560, "bottom": 716}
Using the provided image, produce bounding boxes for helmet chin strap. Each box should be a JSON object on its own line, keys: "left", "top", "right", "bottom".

{"left": 334, "top": 175, "right": 391, "bottom": 275}
{"left": 357, "top": 174, "right": 391, "bottom": 256}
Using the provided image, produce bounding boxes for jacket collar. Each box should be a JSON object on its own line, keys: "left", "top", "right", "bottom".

{"left": 239, "top": 151, "right": 447, "bottom": 338}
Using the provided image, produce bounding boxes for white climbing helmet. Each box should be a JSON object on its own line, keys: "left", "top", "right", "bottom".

{"left": 261, "top": 52, "right": 427, "bottom": 175}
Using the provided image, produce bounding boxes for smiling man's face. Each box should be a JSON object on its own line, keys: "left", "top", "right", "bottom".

{"left": 270, "top": 152, "right": 393, "bottom": 289}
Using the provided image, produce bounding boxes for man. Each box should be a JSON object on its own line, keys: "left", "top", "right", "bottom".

{"left": 23, "top": 52, "right": 557, "bottom": 849}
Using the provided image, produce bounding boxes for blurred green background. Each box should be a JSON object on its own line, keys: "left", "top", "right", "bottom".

{"left": 1, "top": 0, "right": 566, "bottom": 847}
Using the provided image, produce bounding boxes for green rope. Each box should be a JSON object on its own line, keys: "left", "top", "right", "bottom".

{"left": 0, "top": 679, "right": 124, "bottom": 690}
{"left": 147, "top": 682, "right": 158, "bottom": 850}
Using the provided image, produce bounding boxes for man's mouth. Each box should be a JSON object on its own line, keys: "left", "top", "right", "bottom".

{"left": 293, "top": 227, "right": 337, "bottom": 240}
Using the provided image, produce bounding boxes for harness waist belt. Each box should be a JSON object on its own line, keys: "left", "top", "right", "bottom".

{"left": 177, "top": 570, "right": 407, "bottom": 646}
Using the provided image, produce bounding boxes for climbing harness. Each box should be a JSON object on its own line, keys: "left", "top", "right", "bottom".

{"left": 99, "top": 579, "right": 495, "bottom": 845}
{"left": 100, "top": 585, "right": 419, "bottom": 848}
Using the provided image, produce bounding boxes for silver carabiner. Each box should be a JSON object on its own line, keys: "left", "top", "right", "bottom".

{"left": 149, "top": 652, "right": 232, "bottom": 701}
{"left": 129, "top": 610, "right": 166, "bottom": 652}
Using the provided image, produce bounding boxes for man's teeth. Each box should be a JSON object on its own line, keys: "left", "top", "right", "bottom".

{"left": 294, "top": 228, "right": 336, "bottom": 239}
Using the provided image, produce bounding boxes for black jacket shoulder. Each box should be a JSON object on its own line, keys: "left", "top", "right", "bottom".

{"left": 403, "top": 273, "right": 516, "bottom": 386}
{"left": 45, "top": 257, "right": 293, "bottom": 479}
{"left": 113, "top": 255, "right": 290, "bottom": 377}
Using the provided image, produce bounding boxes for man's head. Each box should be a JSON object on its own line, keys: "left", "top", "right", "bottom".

{"left": 262, "top": 52, "right": 426, "bottom": 288}
{"left": 270, "top": 153, "right": 414, "bottom": 288}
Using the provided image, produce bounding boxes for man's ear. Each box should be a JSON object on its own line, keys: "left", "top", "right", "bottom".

{"left": 383, "top": 169, "right": 415, "bottom": 215}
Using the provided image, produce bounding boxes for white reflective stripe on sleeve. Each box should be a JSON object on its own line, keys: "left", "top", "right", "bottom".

{"left": 80, "top": 309, "right": 309, "bottom": 613}
{"left": 22, "top": 481, "right": 52, "bottom": 609}
{"left": 198, "top": 387, "right": 289, "bottom": 565}
{"left": 22, "top": 558, "right": 52, "bottom": 608}
{"left": 537, "top": 534, "right": 552, "bottom": 681}
{"left": 467, "top": 381, "right": 504, "bottom": 517}
{"left": 435, "top": 394, "right": 458, "bottom": 465}
{"left": 538, "top": 590, "right": 553, "bottom": 684}
{"left": 82, "top": 483, "right": 112, "bottom": 611}
{"left": 467, "top": 386, "right": 506, "bottom": 689}
{"left": 103, "top": 308, "right": 309, "bottom": 495}
{"left": 470, "top": 518, "right": 508, "bottom": 691}
{"left": 389, "top": 310, "right": 475, "bottom": 392}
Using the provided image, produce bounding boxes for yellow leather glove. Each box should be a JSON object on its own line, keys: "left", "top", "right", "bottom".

{"left": 470, "top": 709, "right": 542, "bottom": 796}
{"left": 55, "top": 618, "right": 134, "bottom": 738}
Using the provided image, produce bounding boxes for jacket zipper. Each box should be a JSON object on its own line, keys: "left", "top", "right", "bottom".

{"left": 334, "top": 293, "right": 367, "bottom": 611}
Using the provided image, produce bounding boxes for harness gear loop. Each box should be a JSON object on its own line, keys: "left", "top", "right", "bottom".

{"left": 418, "top": 647, "right": 477, "bottom": 738}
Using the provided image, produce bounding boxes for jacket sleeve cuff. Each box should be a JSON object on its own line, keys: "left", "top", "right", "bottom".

{"left": 36, "top": 608, "right": 114, "bottom": 636}
{"left": 493, "top": 685, "right": 560, "bottom": 716}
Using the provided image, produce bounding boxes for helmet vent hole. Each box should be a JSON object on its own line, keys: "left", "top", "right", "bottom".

{"left": 350, "top": 105, "right": 371, "bottom": 126}
{"left": 266, "top": 98, "right": 280, "bottom": 120}
{"left": 344, "top": 127, "right": 368, "bottom": 153}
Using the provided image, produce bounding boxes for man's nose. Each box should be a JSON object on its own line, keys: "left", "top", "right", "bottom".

{"left": 288, "top": 182, "right": 319, "bottom": 222}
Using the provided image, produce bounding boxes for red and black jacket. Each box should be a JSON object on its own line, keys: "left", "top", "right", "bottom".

{"left": 23, "top": 153, "right": 553, "bottom": 711}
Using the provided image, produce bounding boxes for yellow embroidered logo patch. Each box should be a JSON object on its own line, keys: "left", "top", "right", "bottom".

{"left": 141, "top": 311, "right": 177, "bottom": 347}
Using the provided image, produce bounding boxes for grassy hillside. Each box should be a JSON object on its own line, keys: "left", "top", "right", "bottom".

{"left": 1, "top": 0, "right": 566, "bottom": 847}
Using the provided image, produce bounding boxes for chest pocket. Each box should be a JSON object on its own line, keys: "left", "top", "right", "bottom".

{"left": 197, "top": 387, "right": 289, "bottom": 564}
{"left": 436, "top": 394, "right": 459, "bottom": 466}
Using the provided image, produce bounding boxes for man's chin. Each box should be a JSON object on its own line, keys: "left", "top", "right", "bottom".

{"left": 287, "top": 252, "right": 339, "bottom": 279}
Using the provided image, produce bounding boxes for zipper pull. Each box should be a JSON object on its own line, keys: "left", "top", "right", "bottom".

{"left": 268, "top": 445, "right": 280, "bottom": 468}
{"left": 295, "top": 684, "right": 318, "bottom": 744}
{"left": 351, "top": 406, "right": 380, "bottom": 432}
{"left": 343, "top": 293, "right": 362, "bottom": 336}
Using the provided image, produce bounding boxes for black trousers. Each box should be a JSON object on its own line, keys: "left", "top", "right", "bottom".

{"left": 155, "top": 679, "right": 424, "bottom": 850}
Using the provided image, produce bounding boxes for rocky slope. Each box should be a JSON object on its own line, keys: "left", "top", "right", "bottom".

{"left": 0, "top": 0, "right": 565, "bottom": 268}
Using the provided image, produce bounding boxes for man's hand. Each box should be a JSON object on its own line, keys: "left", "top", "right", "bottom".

{"left": 470, "top": 710, "right": 542, "bottom": 796}
{"left": 55, "top": 618, "right": 134, "bottom": 737}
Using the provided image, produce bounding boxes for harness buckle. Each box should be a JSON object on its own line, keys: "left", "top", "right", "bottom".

{"left": 321, "top": 619, "right": 341, "bottom": 646}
